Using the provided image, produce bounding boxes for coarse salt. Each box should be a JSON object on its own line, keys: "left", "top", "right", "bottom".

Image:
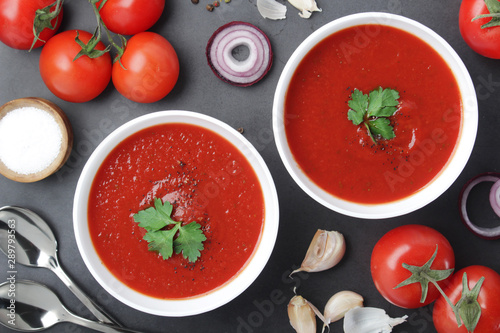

{"left": 0, "top": 106, "right": 62, "bottom": 175}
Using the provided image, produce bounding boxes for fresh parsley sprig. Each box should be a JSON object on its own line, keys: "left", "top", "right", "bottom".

{"left": 133, "top": 198, "right": 207, "bottom": 263}
{"left": 347, "top": 86, "right": 400, "bottom": 144}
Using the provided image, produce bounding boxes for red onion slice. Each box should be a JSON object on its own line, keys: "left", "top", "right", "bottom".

{"left": 490, "top": 179, "right": 500, "bottom": 218}
{"left": 459, "top": 172, "right": 500, "bottom": 239}
{"left": 206, "top": 21, "right": 273, "bottom": 87}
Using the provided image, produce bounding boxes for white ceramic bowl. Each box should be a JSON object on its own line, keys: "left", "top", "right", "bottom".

{"left": 73, "top": 111, "right": 279, "bottom": 316}
{"left": 273, "top": 12, "right": 478, "bottom": 219}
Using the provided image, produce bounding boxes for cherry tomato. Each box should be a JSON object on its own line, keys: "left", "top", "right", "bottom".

{"left": 433, "top": 265, "right": 500, "bottom": 333}
{"left": 459, "top": 0, "right": 500, "bottom": 59}
{"left": 112, "top": 32, "right": 179, "bottom": 103}
{"left": 0, "top": 0, "right": 63, "bottom": 50}
{"left": 96, "top": 0, "right": 165, "bottom": 36}
{"left": 39, "top": 30, "right": 112, "bottom": 103}
{"left": 370, "top": 224, "right": 455, "bottom": 308}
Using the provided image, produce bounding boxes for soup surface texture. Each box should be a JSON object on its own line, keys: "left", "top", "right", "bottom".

{"left": 284, "top": 24, "right": 462, "bottom": 204}
{"left": 88, "top": 123, "right": 264, "bottom": 299}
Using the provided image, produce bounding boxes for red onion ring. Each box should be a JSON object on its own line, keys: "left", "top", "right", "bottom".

{"left": 490, "top": 179, "right": 500, "bottom": 217}
{"left": 459, "top": 172, "right": 500, "bottom": 240}
{"left": 206, "top": 21, "right": 273, "bottom": 87}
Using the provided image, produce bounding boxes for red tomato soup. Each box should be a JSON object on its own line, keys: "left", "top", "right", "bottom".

{"left": 88, "top": 123, "right": 265, "bottom": 299}
{"left": 284, "top": 24, "right": 462, "bottom": 204}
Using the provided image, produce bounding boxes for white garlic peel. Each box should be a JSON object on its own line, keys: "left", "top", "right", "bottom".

{"left": 257, "top": 0, "right": 287, "bottom": 20}
{"left": 287, "top": 0, "right": 321, "bottom": 18}
{"left": 291, "top": 229, "right": 346, "bottom": 275}
{"left": 322, "top": 291, "right": 364, "bottom": 331}
{"left": 343, "top": 307, "right": 408, "bottom": 333}
{"left": 288, "top": 295, "right": 317, "bottom": 333}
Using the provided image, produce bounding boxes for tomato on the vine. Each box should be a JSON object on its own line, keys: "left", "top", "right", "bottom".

{"left": 0, "top": 0, "right": 63, "bottom": 50}
{"left": 370, "top": 224, "right": 455, "bottom": 309}
{"left": 459, "top": 0, "right": 500, "bottom": 59}
{"left": 39, "top": 30, "right": 112, "bottom": 103}
{"left": 433, "top": 265, "right": 500, "bottom": 333}
{"left": 112, "top": 32, "right": 179, "bottom": 103}
{"left": 96, "top": 0, "right": 165, "bottom": 36}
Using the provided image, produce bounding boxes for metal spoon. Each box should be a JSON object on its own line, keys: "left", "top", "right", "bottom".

{"left": 0, "top": 280, "right": 141, "bottom": 332}
{"left": 0, "top": 206, "right": 120, "bottom": 326}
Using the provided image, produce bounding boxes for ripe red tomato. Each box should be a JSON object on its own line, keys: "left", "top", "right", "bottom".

{"left": 39, "top": 30, "right": 112, "bottom": 103}
{"left": 459, "top": 0, "right": 500, "bottom": 59}
{"left": 96, "top": 0, "right": 165, "bottom": 36}
{"left": 433, "top": 265, "right": 500, "bottom": 333}
{"left": 370, "top": 224, "right": 455, "bottom": 308}
{"left": 112, "top": 32, "right": 179, "bottom": 103}
{"left": 0, "top": 0, "right": 63, "bottom": 50}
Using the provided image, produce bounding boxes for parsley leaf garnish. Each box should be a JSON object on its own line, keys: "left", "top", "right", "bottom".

{"left": 347, "top": 87, "right": 400, "bottom": 144}
{"left": 133, "top": 198, "right": 207, "bottom": 262}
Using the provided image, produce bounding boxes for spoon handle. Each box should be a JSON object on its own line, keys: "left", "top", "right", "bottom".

{"left": 51, "top": 258, "right": 121, "bottom": 326}
{"left": 66, "top": 313, "right": 143, "bottom": 333}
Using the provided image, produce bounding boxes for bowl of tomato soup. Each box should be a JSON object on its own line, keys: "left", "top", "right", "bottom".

{"left": 273, "top": 12, "right": 477, "bottom": 219}
{"left": 73, "top": 111, "right": 279, "bottom": 316}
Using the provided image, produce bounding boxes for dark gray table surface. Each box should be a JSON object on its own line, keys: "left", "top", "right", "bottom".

{"left": 1, "top": 0, "right": 499, "bottom": 332}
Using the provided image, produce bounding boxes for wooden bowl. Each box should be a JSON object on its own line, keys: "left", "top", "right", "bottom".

{"left": 0, "top": 97, "right": 73, "bottom": 183}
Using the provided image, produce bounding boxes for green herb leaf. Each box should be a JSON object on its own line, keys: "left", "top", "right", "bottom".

{"left": 133, "top": 198, "right": 174, "bottom": 232}
{"left": 174, "top": 222, "right": 207, "bottom": 263}
{"left": 143, "top": 226, "right": 179, "bottom": 260}
{"left": 347, "top": 86, "right": 400, "bottom": 144}
{"left": 133, "top": 198, "right": 206, "bottom": 262}
{"left": 472, "top": 0, "right": 500, "bottom": 29}
{"left": 367, "top": 87, "right": 400, "bottom": 117}
{"left": 347, "top": 89, "right": 369, "bottom": 125}
{"left": 367, "top": 118, "right": 395, "bottom": 140}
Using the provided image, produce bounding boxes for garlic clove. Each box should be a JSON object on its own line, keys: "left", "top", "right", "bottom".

{"left": 343, "top": 307, "right": 408, "bottom": 333}
{"left": 288, "top": 295, "right": 317, "bottom": 333}
{"left": 323, "top": 290, "right": 364, "bottom": 329}
{"left": 291, "top": 229, "right": 346, "bottom": 275}
{"left": 257, "top": 0, "right": 287, "bottom": 20}
{"left": 287, "top": 0, "right": 321, "bottom": 18}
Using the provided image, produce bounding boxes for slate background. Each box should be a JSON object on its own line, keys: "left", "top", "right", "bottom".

{"left": 1, "top": 0, "right": 499, "bottom": 332}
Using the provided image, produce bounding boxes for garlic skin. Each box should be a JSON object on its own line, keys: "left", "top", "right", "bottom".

{"left": 323, "top": 291, "right": 364, "bottom": 325}
{"left": 291, "top": 230, "right": 346, "bottom": 275}
{"left": 257, "top": 0, "right": 287, "bottom": 20}
{"left": 288, "top": 295, "right": 317, "bottom": 333}
{"left": 343, "top": 307, "right": 408, "bottom": 333}
{"left": 287, "top": 0, "right": 321, "bottom": 18}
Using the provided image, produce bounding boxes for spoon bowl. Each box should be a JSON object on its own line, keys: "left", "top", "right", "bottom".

{"left": 0, "top": 206, "right": 56, "bottom": 269}
{"left": 0, "top": 280, "right": 63, "bottom": 331}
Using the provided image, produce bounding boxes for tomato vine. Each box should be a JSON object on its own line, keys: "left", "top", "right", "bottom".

{"left": 398, "top": 248, "right": 485, "bottom": 332}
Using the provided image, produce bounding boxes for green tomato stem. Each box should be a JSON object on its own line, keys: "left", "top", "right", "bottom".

{"left": 30, "top": 0, "right": 65, "bottom": 51}
{"left": 88, "top": 0, "right": 126, "bottom": 64}
{"left": 421, "top": 271, "right": 463, "bottom": 328}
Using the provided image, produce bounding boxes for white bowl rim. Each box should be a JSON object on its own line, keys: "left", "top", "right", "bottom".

{"left": 73, "top": 110, "right": 279, "bottom": 316}
{"left": 272, "top": 12, "right": 478, "bottom": 219}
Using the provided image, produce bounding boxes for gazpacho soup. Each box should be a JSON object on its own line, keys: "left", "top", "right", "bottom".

{"left": 88, "top": 123, "right": 265, "bottom": 299}
{"left": 284, "top": 24, "right": 462, "bottom": 204}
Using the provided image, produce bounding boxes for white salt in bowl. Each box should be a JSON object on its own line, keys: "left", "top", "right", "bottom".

{"left": 0, "top": 97, "right": 73, "bottom": 183}
{"left": 273, "top": 12, "right": 478, "bottom": 219}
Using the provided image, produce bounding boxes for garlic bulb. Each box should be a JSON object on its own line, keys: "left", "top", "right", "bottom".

{"left": 288, "top": 295, "right": 317, "bottom": 333}
{"left": 287, "top": 0, "right": 321, "bottom": 18}
{"left": 291, "top": 229, "right": 346, "bottom": 275}
{"left": 323, "top": 291, "right": 364, "bottom": 330}
{"left": 257, "top": 0, "right": 287, "bottom": 20}
{"left": 343, "top": 307, "right": 408, "bottom": 333}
